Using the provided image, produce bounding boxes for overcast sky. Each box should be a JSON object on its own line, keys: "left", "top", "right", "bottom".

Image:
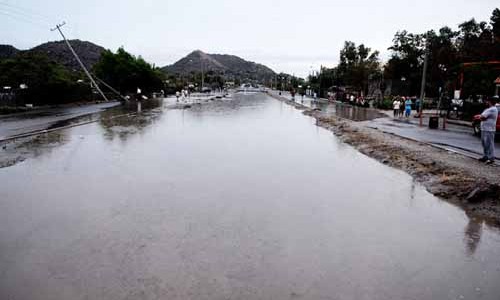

{"left": 1, "top": 0, "right": 498, "bottom": 77}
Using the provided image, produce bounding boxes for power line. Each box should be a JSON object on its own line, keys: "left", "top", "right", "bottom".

{"left": 0, "top": 10, "right": 48, "bottom": 27}
{"left": 0, "top": 1, "right": 55, "bottom": 22}
{"left": 0, "top": 8, "right": 51, "bottom": 25}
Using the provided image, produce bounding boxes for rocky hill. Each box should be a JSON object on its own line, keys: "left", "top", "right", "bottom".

{"left": 0, "top": 40, "right": 105, "bottom": 71}
{"left": 28, "top": 40, "right": 105, "bottom": 71}
{"left": 0, "top": 45, "right": 20, "bottom": 59}
{"left": 162, "top": 50, "right": 276, "bottom": 82}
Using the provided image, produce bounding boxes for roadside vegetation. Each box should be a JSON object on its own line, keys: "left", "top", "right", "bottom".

{"left": 0, "top": 47, "right": 165, "bottom": 109}
{"left": 306, "top": 8, "right": 500, "bottom": 101}
{"left": 93, "top": 47, "right": 165, "bottom": 95}
{"left": 0, "top": 53, "right": 90, "bottom": 105}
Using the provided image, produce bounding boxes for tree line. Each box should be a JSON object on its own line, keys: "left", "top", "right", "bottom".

{"left": 0, "top": 47, "right": 166, "bottom": 106}
{"left": 310, "top": 8, "right": 500, "bottom": 100}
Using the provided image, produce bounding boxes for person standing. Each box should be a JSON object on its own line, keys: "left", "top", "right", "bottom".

{"left": 405, "top": 97, "right": 412, "bottom": 118}
{"left": 393, "top": 97, "right": 400, "bottom": 117}
{"left": 399, "top": 97, "right": 405, "bottom": 117}
{"left": 478, "top": 97, "right": 498, "bottom": 164}
{"left": 415, "top": 97, "right": 421, "bottom": 117}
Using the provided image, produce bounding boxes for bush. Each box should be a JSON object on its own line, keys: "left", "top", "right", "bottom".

{"left": 374, "top": 97, "right": 394, "bottom": 110}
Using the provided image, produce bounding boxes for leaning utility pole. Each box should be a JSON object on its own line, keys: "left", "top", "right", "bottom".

{"left": 201, "top": 60, "right": 204, "bottom": 92}
{"left": 51, "top": 22, "right": 108, "bottom": 101}
{"left": 419, "top": 45, "right": 429, "bottom": 127}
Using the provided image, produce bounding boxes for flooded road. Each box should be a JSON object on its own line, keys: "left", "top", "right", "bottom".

{"left": 0, "top": 102, "right": 121, "bottom": 140}
{"left": 1, "top": 93, "right": 500, "bottom": 300}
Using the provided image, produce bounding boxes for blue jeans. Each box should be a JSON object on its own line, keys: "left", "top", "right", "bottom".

{"left": 481, "top": 131, "right": 496, "bottom": 160}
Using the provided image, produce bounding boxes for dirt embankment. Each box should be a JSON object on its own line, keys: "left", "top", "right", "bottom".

{"left": 270, "top": 93, "right": 500, "bottom": 225}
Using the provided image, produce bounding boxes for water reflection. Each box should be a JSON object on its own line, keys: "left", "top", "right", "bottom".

{"left": 186, "top": 93, "right": 267, "bottom": 116}
{"left": 99, "top": 100, "right": 164, "bottom": 142}
{"left": 314, "top": 102, "right": 386, "bottom": 121}
{"left": 0, "top": 99, "right": 165, "bottom": 167}
{"left": 0, "top": 130, "right": 69, "bottom": 168}
{"left": 464, "top": 211, "right": 484, "bottom": 256}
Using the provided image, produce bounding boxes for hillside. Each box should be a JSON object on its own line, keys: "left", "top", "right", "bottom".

{"left": 162, "top": 50, "right": 276, "bottom": 82}
{"left": 0, "top": 40, "right": 105, "bottom": 72}
{"left": 0, "top": 45, "right": 20, "bottom": 59}
{"left": 28, "top": 40, "right": 105, "bottom": 71}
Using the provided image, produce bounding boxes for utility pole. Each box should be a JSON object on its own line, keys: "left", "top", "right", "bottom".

{"left": 318, "top": 65, "right": 322, "bottom": 99}
{"left": 51, "top": 22, "right": 108, "bottom": 101}
{"left": 200, "top": 60, "right": 204, "bottom": 92}
{"left": 419, "top": 45, "right": 429, "bottom": 127}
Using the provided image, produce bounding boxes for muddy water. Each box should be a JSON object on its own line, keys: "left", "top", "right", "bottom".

{"left": 313, "top": 101, "right": 386, "bottom": 121}
{"left": 0, "top": 93, "right": 499, "bottom": 300}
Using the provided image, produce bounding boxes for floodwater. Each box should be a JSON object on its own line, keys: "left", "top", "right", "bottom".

{"left": 0, "top": 101, "right": 120, "bottom": 140}
{"left": 0, "top": 93, "right": 499, "bottom": 300}
{"left": 315, "top": 101, "right": 386, "bottom": 121}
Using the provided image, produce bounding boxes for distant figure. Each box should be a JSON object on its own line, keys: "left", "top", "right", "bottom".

{"left": 399, "top": 97, "right": 405, "bottom": 117}
{"left": 415, "top": 98, "right": 421, "bottom": 116}
{"left": 136, "top": 87, "right": 142, "bottom": 113}
{"left": 405, "top": 98, "right": 412, "bottom": 117}
{"left": 136, "top": 87, "right": 142, "bottom": 101}
{"left": 393, "top": 98, "right": 400, "bottom": 117}
{"left": 176, "top": 91, "right": 180, "bottom": 102}
{"left": 291, "top": 89, "right": 296, "bottom": 101}
{"left": 478, "top": 97, "right": 498, "bottom": 164}
{"left": 359, "top": 96, "right": 366, "bottom": 107}
{"left": 350, "top": 94, "right": 355, "bottom": 104}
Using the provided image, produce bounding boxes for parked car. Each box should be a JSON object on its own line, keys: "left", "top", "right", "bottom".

{"left": 472, "top": 106, "right": 500, "bottom": 136}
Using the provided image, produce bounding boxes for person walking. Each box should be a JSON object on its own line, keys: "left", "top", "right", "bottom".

{"left": 405, "top": 97, "right": 412, "bottom": 118}
{"left": 415, "top": 97, "right": 421, "bottom": 117}
{"left": 478, "top": 97, "right": 498, "bottom": 164}
{"left": 392, "top": 97, "right": 400, "bottom": 117}
{"left": 399, "top": 97, "right": 405, "bottom": 117}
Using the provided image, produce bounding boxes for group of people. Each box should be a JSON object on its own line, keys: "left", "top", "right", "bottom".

{"left": 175, "top": 89, "right": 190, "bottom": 102}
{"left": 392, "top": 96, "right": 419, "bottom": 118}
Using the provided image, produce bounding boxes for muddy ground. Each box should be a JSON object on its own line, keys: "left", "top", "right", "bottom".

{"left": 270, "top": 93, "right": 500, "bottom": 225}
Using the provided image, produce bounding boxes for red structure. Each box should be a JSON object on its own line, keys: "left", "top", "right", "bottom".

{"left": 458, "top": 61, "right": 500, "bottom": 97}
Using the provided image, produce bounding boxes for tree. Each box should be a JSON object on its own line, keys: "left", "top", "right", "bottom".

{"left": 336, "top": 41, "right": 381, "bottom": 95}
{"left": 426, "top": 27, "right": 459, "bottom": 97}
{"left": 492, "top": 8, "right": 500, "bottom": 41}
{"left": 385, "top": 31, "right": 426, "bottom": 96}
{"left": 93, "top": 47, "right": 165, "bottom": 95}
{"left": 0, "top": 53, "right": 89, "bottom": 105}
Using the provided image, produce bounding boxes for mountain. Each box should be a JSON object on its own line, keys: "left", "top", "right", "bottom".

{"left": 0, "top": 40, "right": 105, "bottom": 71}
{"left": 0, "top": 45, "right": 20, "bottom": 59}
{"left": 28, "top": 40, "right": 105, "bottom": 71}
{"left": 162, "top": 50, "right": 276, "bottom": 82}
